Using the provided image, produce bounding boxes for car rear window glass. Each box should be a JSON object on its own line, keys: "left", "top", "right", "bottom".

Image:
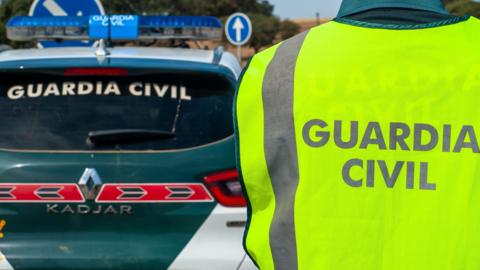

{"left": 0, "top": 70, "right": 234, "bottom": 151}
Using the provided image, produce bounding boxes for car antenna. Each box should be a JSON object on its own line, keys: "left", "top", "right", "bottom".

{"left": 212, "top": 46, "right": 224, "bottom": 65}
{"left": 95, "top": 39, "right": 109, "bottom": 64}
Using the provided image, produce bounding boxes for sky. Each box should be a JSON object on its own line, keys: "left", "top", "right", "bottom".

{"left": 269, "top": 0, "right": 343, "bottom": 19}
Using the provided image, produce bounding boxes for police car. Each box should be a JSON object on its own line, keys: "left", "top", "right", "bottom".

{"left": 0, "top": 15, "right": 256, "bottom": 270}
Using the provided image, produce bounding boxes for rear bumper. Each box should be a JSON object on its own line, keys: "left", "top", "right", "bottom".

{"left": 0, "top": 204, "right": 248, "bottom": 270}
{"left": 167, "top": 204, "right": 248, "bottom": 270}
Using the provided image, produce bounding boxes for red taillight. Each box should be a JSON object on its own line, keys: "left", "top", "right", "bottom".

{"left": 64, "top": 68, "right": 129, "bottom": 76}
{"left": 204, "top": 169, "right": 246, "bottom": 207}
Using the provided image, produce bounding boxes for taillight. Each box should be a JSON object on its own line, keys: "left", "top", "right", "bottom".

{"left": 204, "top": 169, "right": 246, "bottom": 207}
{"left": 64, "top": 68, "right": 129, "bottom": 76}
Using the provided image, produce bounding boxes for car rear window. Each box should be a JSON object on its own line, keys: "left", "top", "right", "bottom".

{"left": 0, "top": 69, "right": 234, "bottom": 151}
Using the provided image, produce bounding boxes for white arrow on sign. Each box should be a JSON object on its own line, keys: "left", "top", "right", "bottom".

{"left": 233, "top": 17, "right": 244, "bottom": 42}
{"left": 43, "top": 0, "right": 68, "bottom": 16}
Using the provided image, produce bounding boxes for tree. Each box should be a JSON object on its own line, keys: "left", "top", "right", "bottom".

{"left": 103, "top": 0, "right": 273, "bottom": 17}
{"left": 103, "top": 0, "right": 172, "bottom": 15}
{"left": 248, "top": 13, "right": 280, "bottom": 52}
{"left": 445, "top": 0, "right": 480, "bottom": 17}
{"left": 279, "top": 19, "right": 301, "bottom": 41}
{"left": 0, "top": 0, "right": 32, "bottom": 46}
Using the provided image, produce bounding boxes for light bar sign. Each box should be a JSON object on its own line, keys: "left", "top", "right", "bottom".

{"left": 89, "top": 15, "right": 139, "bottom": 40}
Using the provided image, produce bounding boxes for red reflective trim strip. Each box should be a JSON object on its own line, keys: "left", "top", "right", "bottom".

{"left": 96, "top": 184, "right": 214, "bottom": 203}
{"left": 0, "top": 184, "right": 84, "bottom": 203}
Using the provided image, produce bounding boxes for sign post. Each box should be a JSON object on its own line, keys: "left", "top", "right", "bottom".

{"left": 29, "top": 0, "right": 105, "bottom": 48}
{"left": 225, "top": 13, "right": 252, "bottom": 62}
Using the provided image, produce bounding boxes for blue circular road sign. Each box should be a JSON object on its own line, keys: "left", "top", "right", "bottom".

{"left": 225, "top": 13, "right": 252, "bottom": 46}
{"left": 29, "top": 0, "right": 105, "bottom": 47}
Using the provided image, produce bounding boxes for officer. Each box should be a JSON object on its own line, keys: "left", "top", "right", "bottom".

{"left": 234, "top": 0, "right": 480, "bottom": 269}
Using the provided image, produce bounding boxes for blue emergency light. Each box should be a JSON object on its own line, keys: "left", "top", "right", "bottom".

{"left": 6, "top": 15, "right": 223, "bottom": 41}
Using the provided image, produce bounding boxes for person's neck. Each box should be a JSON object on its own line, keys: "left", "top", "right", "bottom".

{"left": 337, "top": 0, "right": 448, "bottom": 17}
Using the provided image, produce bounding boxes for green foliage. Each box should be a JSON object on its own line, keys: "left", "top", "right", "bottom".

{"left": 102, "top": 0, "right": 171, "bottom": 15}
{"left": 0, "top": 0, "right": 300, "bottom": 49}
{"left": 171, "top": 0, "right": 274, "bottom": 17}
{"left": 103, "top": 0, "right": 274, "bottom": 17}
{"left": 0, "top": 0, "right": 32, "bottom": 46}
{"left": 445, "top": 0, "right": 480, "bottom": 17}
{"left": 248, "top": 13, "right": 280, "bottom": 52}
{"left": 279, "top": 19, "right": 301, "bottom": 41}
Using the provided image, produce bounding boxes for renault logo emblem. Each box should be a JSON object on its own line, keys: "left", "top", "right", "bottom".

{"left": 78, "top": 168, "right": 103, "bottom": 200}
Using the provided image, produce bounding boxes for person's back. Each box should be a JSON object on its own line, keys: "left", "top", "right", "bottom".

{"left": 235, "top": 1, "right": 480, "bottom": 269}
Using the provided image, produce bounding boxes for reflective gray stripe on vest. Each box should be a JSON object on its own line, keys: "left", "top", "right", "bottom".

{"left": 262, "top": 31, "right": 309, "bottom": 270}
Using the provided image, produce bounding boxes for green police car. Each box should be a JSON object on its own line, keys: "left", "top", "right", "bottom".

{"left": 0, "top": 15, "right": 256, "bottom": 270}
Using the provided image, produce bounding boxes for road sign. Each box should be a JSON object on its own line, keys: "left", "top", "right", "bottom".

{"left": 225, "top": 13, "right": 252, "bottom": 46}
{"left": 29, "top": 0, "right": 105, "bottom": 48}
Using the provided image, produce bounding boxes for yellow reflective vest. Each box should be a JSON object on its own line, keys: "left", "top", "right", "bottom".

{"left": 235, "top": 16, "right": 480, "bottom": 270}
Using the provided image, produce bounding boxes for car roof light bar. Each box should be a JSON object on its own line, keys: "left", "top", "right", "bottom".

{"left": 6, "top": 15, "right": 223, "bottom": 42}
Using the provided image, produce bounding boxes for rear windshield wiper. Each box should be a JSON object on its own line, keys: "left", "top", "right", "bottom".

{"left": 87, "top": 129, "right": 176, "bottom": 146}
